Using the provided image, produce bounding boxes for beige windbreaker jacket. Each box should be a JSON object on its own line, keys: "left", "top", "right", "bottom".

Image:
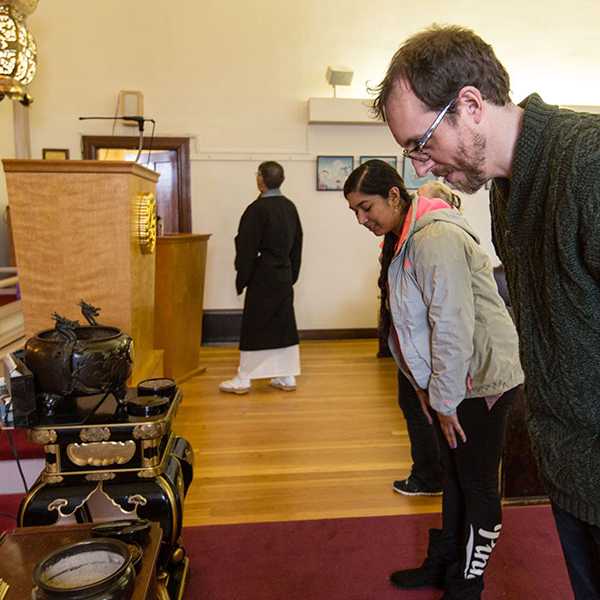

{"left": 387, "top": 196, "right": 524, "bottom": 415}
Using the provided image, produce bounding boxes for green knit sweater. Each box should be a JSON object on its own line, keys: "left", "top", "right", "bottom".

{"left": 491, "top": 94, "right": 600, "bottom": 527}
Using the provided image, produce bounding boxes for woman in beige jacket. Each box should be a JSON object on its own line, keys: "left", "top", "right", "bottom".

{"left": 344, "top": 159, "right": 523, "bottom": 600}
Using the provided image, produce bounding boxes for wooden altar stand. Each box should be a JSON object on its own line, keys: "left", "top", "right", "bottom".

{"left": 155, "top": 233, "right": 211, "bottom": 382}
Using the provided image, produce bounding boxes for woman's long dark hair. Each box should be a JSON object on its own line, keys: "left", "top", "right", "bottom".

{"left": 343, "top": 160, "right": 413, "bottom": 351}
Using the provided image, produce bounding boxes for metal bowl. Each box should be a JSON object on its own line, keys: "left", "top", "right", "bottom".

{"left": 32, "top": 537, "right": 135, "bottom": 600}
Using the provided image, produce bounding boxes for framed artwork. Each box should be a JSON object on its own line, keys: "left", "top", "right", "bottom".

{"left": 359, "top": 155, "right": 397, "bottom": 169}
{"left": 402, "top": 156, "right": 437, "bottom": 189}
{"left": 42, "top": 148, "right": 70, "bottom": 160}
{"left": 316, "top": 155, "right": 354, "bottom": 191}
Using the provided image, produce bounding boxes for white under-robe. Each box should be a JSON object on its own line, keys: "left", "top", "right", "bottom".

{"left": 238, "top": 344, "right": 300, "bottom": 380}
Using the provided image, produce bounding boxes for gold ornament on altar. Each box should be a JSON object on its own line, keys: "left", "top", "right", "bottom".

{"left": 0, "top": 0, "right": 38, "bottom": 104}
{"left": 67, "top": 440, "right": 137, "bottom": 467}
{"left": 135, "top": 192, "right": 157, "bottom": 254}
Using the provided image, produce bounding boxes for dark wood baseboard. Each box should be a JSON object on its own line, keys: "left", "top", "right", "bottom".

{"left": 202, "top": 309, "right": 243, "bottom": 344}
{"left": 202, "top": 309, "right": 377, "bottom": 345}
{"left": 299, "top": 328, "right": 377, "bottom": 340}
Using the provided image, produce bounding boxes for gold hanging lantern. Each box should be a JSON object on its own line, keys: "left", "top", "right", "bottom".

{"left": 0, "top": 0, "right": 38, "bottom": 103}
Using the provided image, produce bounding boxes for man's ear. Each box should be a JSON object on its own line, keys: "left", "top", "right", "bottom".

{"left": 457, "top": 86, "right": 484, "bottom": 125}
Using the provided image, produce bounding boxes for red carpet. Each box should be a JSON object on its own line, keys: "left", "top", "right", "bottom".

{"left": 183, "top": 505, "right": 572, "bottom": 600}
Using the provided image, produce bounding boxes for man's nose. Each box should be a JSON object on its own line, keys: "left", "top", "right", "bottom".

{"left": 412, "top": 157, "right": 434, "bottom": 178}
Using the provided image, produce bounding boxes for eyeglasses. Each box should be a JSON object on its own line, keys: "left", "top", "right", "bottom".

{"left": 402, "top": 98, "right": 457, "bottom": 163}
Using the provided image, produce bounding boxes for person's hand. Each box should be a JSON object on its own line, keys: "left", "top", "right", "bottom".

{"left": 416, "top": 389, "right": 433, "bottom": 425}
{"left": 437, "top": 412, "right": 467, "bottom": 449}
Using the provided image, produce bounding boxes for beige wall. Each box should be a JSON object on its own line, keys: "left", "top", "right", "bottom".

{"left": 1, "top": 0, "right": 598, "bottom": 328}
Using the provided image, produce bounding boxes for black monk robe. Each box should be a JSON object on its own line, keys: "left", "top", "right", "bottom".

{"left": 235, "top": 191, "right": 303, "bottom": 351}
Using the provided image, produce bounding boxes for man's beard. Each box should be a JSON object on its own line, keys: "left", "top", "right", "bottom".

{"left": 434, "top": 131, "right": 488, "bottom": 195}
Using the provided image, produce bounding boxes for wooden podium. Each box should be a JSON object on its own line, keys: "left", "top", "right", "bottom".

{"left": 2, "top": 159, "right": 163, "bottom": 383}
{"left": 155, "top": 233, "right": 210, "bottom": 381}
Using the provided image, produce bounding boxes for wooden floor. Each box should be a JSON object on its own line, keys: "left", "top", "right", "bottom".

{"left": 174, "top": 339, "right": 441, "bottom": 526}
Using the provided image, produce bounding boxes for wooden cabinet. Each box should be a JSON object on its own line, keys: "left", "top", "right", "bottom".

{"left": 155, "top": 233, "right": 210, "bottom": 381}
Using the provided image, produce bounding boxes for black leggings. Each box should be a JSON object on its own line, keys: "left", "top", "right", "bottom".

{"left": 434, "top": 387, "right": 517, "bottom": 580}
{"left": 397, "top": 370, "right": 443, "bottom": 487}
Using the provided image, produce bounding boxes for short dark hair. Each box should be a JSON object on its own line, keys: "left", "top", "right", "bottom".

{"left": 258, "top": 161, "right": 285, "bottom": 189}
{"left": 372, "top": 24, "right": 511, "bottom": 120}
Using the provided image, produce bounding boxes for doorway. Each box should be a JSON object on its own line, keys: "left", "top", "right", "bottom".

{"left": 81, "top": 136, "right": 192, "bottom": 233}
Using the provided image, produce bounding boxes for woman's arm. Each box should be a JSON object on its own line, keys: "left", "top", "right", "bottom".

{"left": 413, "top": 223, "right": 475, "bottom": 444}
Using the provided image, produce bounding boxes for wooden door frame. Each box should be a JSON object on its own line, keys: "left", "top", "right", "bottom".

{"left": 81, "top": 136, "right": 192, "bottom": 233}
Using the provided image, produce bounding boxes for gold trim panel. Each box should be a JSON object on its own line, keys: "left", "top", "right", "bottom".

{"left": 29, "top": 429, "right": 56, "bottom": 445}
{"left": 80, "top": 427, "right": 111, "bottom": 442}
{"left": 133, "top": 421, "right": 167, "bottom": 440}
{"left": 67, "top": 440, "right": 136, "bottom": 467}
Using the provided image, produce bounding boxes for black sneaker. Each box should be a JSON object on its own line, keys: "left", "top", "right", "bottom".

{"left": 393, "top": 476, "right": 442, "bottom": 496}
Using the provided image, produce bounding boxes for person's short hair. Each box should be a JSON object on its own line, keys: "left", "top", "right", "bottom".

{"left": 372, "top": 24, "right": 511, "bottom": 120}
{"left": 258, "top": 161, "right": 285, "bottom": 189}
{"left": 417, "top": 180, "right": 462, "bottom": 212}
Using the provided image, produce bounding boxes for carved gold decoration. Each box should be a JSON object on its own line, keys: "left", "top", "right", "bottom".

{"left": 47, "top": 498, "right": 69, "bottom": 516}
{"left": 128, "top": 494, "right": 148, "bottom": 507}
{"left": 85, "top": 472, "right": 116, "bottom": 482}
{"left": 47, "top": 483, "right": 100, "bottom": 518}
{"left": 29, "top": 429, "right": 57, "bottom": 445}
{"left": 135, "top": 192, "right": 157, "bottom": 254}
{"left": 98, "top": 484, "right": 145, "bottom": 516}
{"left": 177, "top": 557, "right": 190, "bottom": 600}
{"left": 171, "top": 547, "right": 185, "bottom": 564}
{"left": 156, "top": 571, "right": 170, "bottom": 600}
{"left": 138, "top": 467, "right": 160, "bottom": 478}
{"left": 133, "top": 421, "right": 166, "bottom": 440}
{"left": 184, "top": 446, "right": 194, "bottom": 466}
{"left": 43, "top": 474, "right": 63, "bottom": 484}
{"left": 66, "top": 440, "right": 136, "bottom": 467}
{"left": 0, "top": 1, "right": 37, "bottom": 103}
{"left": 80, "top": 427, "right": 111, "bottom": 442}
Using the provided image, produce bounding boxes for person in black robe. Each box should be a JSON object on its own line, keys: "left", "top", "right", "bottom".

{"left": 220, "top": 161, "right": 303, "bottom": 394}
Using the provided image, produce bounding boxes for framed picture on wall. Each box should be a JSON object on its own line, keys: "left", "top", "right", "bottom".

{"left": 316, "top": 155, "right": 354, "bottom": 191}
{"left": 359, "top": 155, "right": 397, "bottom": 169}
{"left": 402, "top": 156, "right": 437, "bottom": 189}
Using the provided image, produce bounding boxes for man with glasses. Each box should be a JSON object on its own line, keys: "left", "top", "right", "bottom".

{"left": 373, "top": 24, "right": 600, "bottom": 600}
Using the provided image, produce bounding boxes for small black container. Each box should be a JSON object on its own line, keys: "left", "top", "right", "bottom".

{"left": 126, "top": 395, "right": 170, "bottom": 417}
{"left": 32, "top": 538, "right": 135, "bottom": 600}
{"left": 91, "top": 519, "right": 151, "bottom": 545}
{"left": 137, "top": 377, "right": 177, "bottom": 401}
